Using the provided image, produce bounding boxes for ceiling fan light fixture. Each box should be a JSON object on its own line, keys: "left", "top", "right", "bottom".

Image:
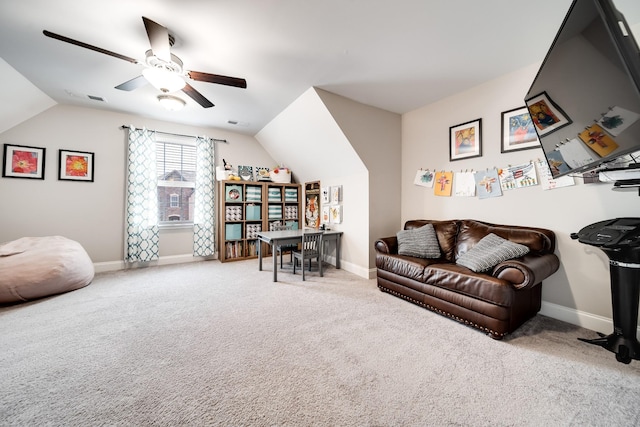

{"left": 157, "top": 94, "right": 186, "bottom": 111}
{"left": 142, "top": 67, "right": 186, "bottom": 93}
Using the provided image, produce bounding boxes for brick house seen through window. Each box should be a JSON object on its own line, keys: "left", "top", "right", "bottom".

{"left": 157, "top": 141, "right": 196, "bottom": 224}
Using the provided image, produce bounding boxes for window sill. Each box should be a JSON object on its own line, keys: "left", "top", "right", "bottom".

{"left": 159, "top": 222, "right": 194, "bottom": 230}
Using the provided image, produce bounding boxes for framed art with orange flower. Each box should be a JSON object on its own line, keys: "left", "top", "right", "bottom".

{"left": 2, "top": 144, "right": 46, "bottom": 180}
{"left": 450, "top": 118, "right": 482, "bottom": 161}
{"left": 58, "top": 149, "right": 94, "bottom": 182}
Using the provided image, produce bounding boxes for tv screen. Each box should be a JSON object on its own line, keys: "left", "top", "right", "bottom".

{"left": 525, "top": 0, "right": 640, "bottom": 178}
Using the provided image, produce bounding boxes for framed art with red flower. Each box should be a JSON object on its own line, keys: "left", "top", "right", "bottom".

{"left": 58, "top": 149, "right": 94, "bottom": 182}
{"left": 2, "top": 144, "right": 46, "bottom": 180}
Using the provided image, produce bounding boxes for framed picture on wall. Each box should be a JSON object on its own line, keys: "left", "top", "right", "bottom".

{"left": 449, "top": 118, "right": 482, "bottom": 161}
{"left": 331, "top": 185, "right": 342, "bottom": 204}
{"left": 501, "top": 106, "right": 541, "bottom": 153}
{"left": 329, "top": 205, "right": 342, "bottom": 224}
{"left": 321, "top": 186, "right": 330, "bottom": 204}
{"left": 58, "top": 149, "right": 94, "bottom": 182}
{"left": 322, "top": 205, "right": 330, "bottom": 224}
{"left": 2, "top": 144, "right": 46, "bottom": 180}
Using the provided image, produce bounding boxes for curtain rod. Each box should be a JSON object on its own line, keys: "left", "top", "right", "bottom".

{"left": 120, "top": 125, "right": 228, "bottom": 143}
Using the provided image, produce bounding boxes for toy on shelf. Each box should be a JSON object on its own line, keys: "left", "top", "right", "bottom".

{"left": 222, "top": 158, "right": 241, "bottom": 180}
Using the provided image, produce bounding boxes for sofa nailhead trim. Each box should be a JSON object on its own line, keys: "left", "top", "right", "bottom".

{"left": 378, "top": 285, "right": 507, "bottom": 338}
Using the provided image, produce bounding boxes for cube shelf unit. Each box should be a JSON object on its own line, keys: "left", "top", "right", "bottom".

{"left": 219, "top": 180, "right": 301, "bottom": 262}
{"left": 266, "top": 183, "right": 300, "bottom": 232}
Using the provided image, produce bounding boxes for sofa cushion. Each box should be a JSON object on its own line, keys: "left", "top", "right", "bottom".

{"left": 376, "top": 253, "right": 432, "bottom": 282}
{"left": 456, "top": 233, "right": 529, "bottom": 273}
{"left": 404, "top": 220, "right": 459, "bottom": 262}
{"left": 455, "top": 219, "right": 554, "bottom": 256}
{"left": 423, "top": 263, "right": 514, "bottom": 308}
{"left": 397, "top": 224, "right": 441, "bottom": 259}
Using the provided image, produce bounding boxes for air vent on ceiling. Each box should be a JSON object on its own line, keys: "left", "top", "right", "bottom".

{"left": 227, "top": 120, "right": 249, "bottom": 127}
{"left": 65, "top": 90, "right": 107, "bottom": 103}
{"left": 87, "top": 95, "right": 106, "bottom": 102}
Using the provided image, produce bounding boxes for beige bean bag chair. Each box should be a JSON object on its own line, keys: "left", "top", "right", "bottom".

{"left": 0, "top": 236, "right": 94, "bottom": 304}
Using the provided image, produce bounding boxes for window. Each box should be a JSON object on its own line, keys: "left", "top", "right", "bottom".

{"left": 156, "top": 141, "right": 196, "bottom": 225}
{"left": 125, "top": 128, "right": 216, "bottom": 260}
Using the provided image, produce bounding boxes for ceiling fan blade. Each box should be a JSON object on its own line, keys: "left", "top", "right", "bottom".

{"left": 182, "top": 83, "right": 214, "bottom": 108}
{"left": 142, "top": 17, "right": 171, "bottom": 63}
{"left": 43, "top": 30, "right": 139, "bottom": 64}
{"left": 115, "top": 75, "right": 148, "bottom": 91}
{"left": 188, "top": 71, "right": 247, "bottom": 89}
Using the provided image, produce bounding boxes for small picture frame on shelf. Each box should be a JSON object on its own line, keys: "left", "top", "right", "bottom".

{"left": 58, "top": 149, "right": 94, "bottom": 182}
{"left": 255, "top": 167, "right": 271, "bottom": 181}
{"left": 449, "top": 118, "right": 482, "bottom": 161}
{"left": 237, "top": 165, "right": 254, "bottom": 181}
{"left": 2, "top": 144, "right": 46, "bottom": 180}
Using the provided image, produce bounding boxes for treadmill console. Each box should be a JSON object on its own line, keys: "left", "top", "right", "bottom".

{"left": 571, "top": 218, "right": 640, "bottom": 248}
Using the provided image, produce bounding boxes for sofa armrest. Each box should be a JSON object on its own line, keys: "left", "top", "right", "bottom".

{"left": 492, "top": 253, "right": 560, "bottom": 290}
{"left": 375, "top": 236, "right": 398, "bottom": 255}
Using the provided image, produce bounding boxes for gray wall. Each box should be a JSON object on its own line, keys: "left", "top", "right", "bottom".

{"left": 402, "top": 62, "right": 640, "bottom": 336}
{"left": 256, "top": 87, "right": 401, "bottom": 278}
{"left": 0, "top": 104, "right": 276, "bottom": 267}
{"left": 315, "top": 89, "right": 402, "bottom": 269}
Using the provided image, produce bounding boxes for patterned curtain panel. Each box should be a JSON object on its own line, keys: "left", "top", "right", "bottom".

{"left": 124, "top": 127, "right": 159, "bottom": 262}
{"left": 193, "top": 136, "right": 216, "bottom": 257}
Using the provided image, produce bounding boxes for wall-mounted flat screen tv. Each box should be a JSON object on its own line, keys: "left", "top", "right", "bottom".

{"left": 525, "top": 0, "right": 640, "bottom": 178}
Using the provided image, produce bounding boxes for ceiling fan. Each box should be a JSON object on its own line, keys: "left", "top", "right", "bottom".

{"left": 43, "top": 16, "right": 247, "bottom": 108}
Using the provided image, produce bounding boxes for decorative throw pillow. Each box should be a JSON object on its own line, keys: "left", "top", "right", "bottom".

{"left": 397, "top": 224, "right": 441, "bottom": 259}
{"left": 456, "top": 233, "right": 529, "bottom": 273}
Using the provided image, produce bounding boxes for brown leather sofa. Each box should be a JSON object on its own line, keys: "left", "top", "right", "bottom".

{"left": 375, "top": 219, "right": 560, "bottom": 339}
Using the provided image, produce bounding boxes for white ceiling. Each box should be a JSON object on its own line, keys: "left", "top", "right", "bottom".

{"left": 1, "top": 0, "right": 629, "bottom": 136}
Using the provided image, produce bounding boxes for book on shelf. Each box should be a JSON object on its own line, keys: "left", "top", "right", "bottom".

{"left": 247, "top": 240, "right": 258, "bottom": 257}
{"left": 225, "top": 241, "right": 244, "bottom": 259}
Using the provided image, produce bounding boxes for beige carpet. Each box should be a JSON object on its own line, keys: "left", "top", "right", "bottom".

{"left": 1, "top": 259, "right": 639, "bottom": 426}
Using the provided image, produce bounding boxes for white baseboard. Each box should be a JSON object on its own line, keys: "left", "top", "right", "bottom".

{"left": 93, "top": 260, "right": 125, "bottom": 273}
{"left": 319, "top": 255, "right": 373, "bottom": 279}
{"left": 540, "top": 301, "right": 640, "bottom": 339}
{"left": 339, "top": 262, "right": 375, "bottom": 280}
{"left": 94, "top": 254, "right": 217, "bottom": 273}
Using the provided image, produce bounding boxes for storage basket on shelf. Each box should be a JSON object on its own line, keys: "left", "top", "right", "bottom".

{"left": 269, "top": 168, "right": 292, "bottom": 183}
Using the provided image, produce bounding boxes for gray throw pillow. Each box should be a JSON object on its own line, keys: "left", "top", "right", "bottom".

{"left": 397, "top": 224, "right": 441, "bottom": 259}
{"left": 456, "top": 233, "right": 529, "bottom": 273}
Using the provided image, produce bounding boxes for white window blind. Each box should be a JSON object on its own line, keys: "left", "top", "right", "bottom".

{"left": 156, "top": 141, "right": 196, "bottom": 224}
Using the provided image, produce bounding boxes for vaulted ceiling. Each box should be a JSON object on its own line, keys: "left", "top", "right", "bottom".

{"left": 1, "top": 0, "right": 636, "bottom": 136}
